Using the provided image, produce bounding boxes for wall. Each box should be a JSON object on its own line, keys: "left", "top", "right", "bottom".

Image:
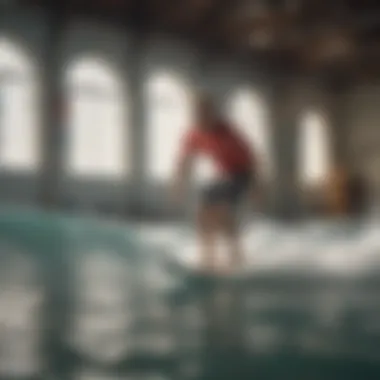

{"left": 1, "top": 7, "right": 359, "bottom": 220}
{"left": 346, "top": 84, "right": 380, "bottom": 204}
{"left": 0, "top": 7, "right": 280, "bottom": 219}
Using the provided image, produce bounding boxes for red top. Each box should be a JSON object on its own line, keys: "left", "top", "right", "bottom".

{"left": 179, "top": 121, "right": 255, "bottom": 175}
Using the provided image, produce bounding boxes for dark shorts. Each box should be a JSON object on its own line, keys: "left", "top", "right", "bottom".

{"left": 200, "top": 171, "right": 253, "bottom": 207}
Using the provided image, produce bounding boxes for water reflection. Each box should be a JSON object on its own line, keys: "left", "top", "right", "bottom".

{"left": 0, "top": 246, "right": 46, "bottom": 377}
{"left": 67, "top": 250, "right": 133, "bottom": 366}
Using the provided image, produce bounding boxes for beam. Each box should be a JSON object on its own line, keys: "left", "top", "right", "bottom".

{"left": 199, "top": 0, "right": 244, "bottom": 42}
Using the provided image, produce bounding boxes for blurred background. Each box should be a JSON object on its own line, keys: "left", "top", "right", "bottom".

{"left": 0, "top": 0, "right": 380, "bottom": 379}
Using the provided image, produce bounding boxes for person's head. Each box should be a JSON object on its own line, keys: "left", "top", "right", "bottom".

{"left": 193, "top": 92, "right": 219, "bottom": 129}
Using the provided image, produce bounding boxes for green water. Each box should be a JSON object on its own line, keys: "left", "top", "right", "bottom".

{"left": 0, "top": 208, "right": 379, "bottom": 379}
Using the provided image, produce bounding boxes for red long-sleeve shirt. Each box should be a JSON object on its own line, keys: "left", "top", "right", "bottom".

{"left": 179, "top": 121, "right": 255, "bottom": 176}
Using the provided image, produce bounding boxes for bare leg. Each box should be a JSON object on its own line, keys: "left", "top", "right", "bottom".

{"left": 217, "top": 203, "right": 245, "bottom": 272}
{"left": 196, "top": 205, "right": 218, "bottom": 272}
{"left": 225, "top": 226, "right": 244, "bottom": 271}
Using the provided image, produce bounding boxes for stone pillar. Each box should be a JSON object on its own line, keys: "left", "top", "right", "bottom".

{"left": 319, "top": 80, "right": 354, "bottom": 217}
{"left": 323, "top": 81, "right": 350, "bottom": 168}
{"left": 126, "top": 33, "right": 146, "bottom": 217}
{"left": 268, "top": 71, "right": 305, "bottom": 220}
{"left": 39, "top": 3, "right": 66, "bottom": 208}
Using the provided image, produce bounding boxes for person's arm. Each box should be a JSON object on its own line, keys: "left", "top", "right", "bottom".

{"left": 172, "top": 155, "right": 193, "bottom": 202}
{"left": 247, "top": 154, "right": 261, "bottom": 203}
{"left": 171, "top": 131, "right": 196, "bottom": 202}
{"left": 233, "top": 127, "right": 264, "bottom": 204}
{"left": 229, "top": 126, "right": 260, "bottom": 195}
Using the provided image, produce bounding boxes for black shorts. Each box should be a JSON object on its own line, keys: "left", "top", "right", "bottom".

{"left": 200, "top": 171, "right": 253, "bottom": 206}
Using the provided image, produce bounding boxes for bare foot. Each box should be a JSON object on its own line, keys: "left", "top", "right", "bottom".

{"left": 227, "top": 256, "right": 244, "bottom": 273}
{"left": 194, "top": 260, "right": 228, "bottom": 276}
{"left": 193, "top": 259, "right": 215, "bottom": 275}
{"left": 217, "top": 263, "right": 233, "bottom": 276}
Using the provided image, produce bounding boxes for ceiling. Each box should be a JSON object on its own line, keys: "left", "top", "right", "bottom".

{"left": 13, "top": 0, "right": 380, "bottom": 77}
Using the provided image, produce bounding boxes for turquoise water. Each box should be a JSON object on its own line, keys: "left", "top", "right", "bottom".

{"left": 0, "top": 208, "right": 379, "bottom": 379}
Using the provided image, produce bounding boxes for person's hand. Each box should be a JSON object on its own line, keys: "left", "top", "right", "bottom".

{"left": 250, "top": 184, "right": 264, "bottom": 210}
{"left": 171, "top": 182, "right": 184, "bottom": 206}
{"left": 250, "top": 188, "right": 259, "bottom": 205}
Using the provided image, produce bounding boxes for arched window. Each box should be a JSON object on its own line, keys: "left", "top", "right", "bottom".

{"left": 227, "top": 88, "right": 273, "bottom": 179}
{"left": 299, "top": 111, "right": 331, "bottom": 186}
{"left": 0, "top": 38, "right": 41, "bottom": 172}
{"left": 145, "top": 71, "right": 192, "bottom": 181}
{"left": 64, "top": 57, "right": 127, "bottom": 179}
